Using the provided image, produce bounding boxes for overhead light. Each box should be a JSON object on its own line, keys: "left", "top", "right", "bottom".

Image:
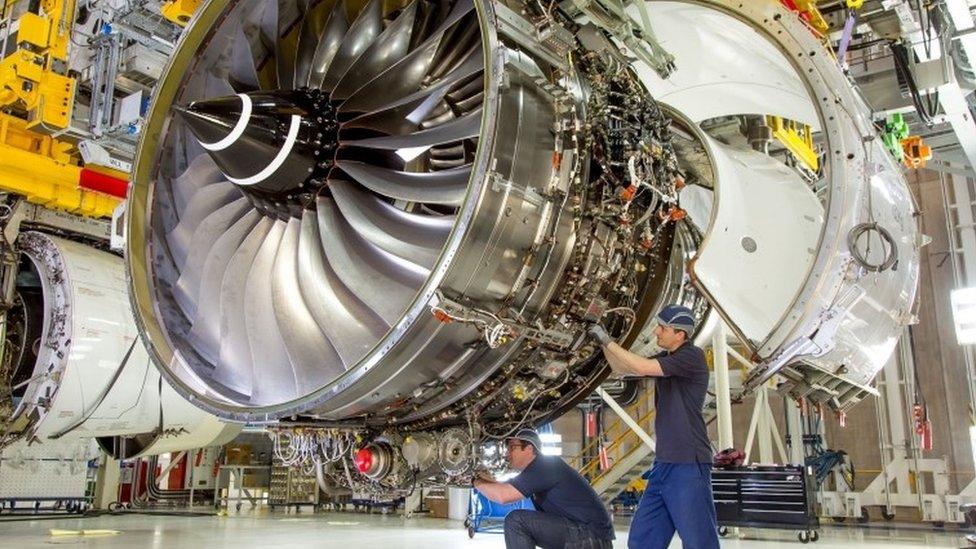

{"left": 950, "top": 287, "right": 976, "bottom": 344}
{"left": 541, "top": 445, "right": 563, "bottom": 456}
{"left": 539, "top": 432, "right": 562, "bottom": 456}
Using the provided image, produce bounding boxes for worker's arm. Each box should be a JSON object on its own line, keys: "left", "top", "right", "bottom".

{"left": 587, "top": 324, "right": 665, "bottom": 377}
{"left": 602, "top": 341, "right": 665, "bottom": 377}
{"left": 473, "top": 478, "right": 525, "bottom": 504}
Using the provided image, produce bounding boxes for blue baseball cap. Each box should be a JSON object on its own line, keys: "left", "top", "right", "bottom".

{"left": 656, "top": 304, "right": 696, "bottom": 336}
{"left": 508, "top": 428, "right": 542, "bottom": 452}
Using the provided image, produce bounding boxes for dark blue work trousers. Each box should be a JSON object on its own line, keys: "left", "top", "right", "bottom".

{"left": 504, "top": 509, "right": 614, "bottom": 549}
{"left": 627, "top": 462, "right": 720, "bottom": 549}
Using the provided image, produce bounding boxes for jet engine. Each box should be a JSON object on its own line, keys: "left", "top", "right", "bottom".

{"left": 126, "top": 0, "right": 920, "bottom": 485}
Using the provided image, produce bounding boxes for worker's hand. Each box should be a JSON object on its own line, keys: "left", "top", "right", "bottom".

{"left": 587, "top": 323, "right": 612, "bottom": 347}
{"left": 472, "top": 474, "right": 492, "bottom": 490}
{"left": 474, "top": 470, "right": 495, "bottom": 483}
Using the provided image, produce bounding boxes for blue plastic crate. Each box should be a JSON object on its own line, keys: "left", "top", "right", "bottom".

{"left": 466, "top": 488, "right": 535, "bottom": 537}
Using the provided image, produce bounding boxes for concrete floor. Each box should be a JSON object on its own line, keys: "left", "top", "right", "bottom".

{"left": 0, "top": 510, "right": 969, "bottom": 548}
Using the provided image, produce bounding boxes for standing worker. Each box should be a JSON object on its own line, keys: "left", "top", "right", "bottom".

{"left": 588, "top": 304, "right": 719, "bottom": 549}
{"left": 473, "top": 428, "right": 615, "bottom": 548}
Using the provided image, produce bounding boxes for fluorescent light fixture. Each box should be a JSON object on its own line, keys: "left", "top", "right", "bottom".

{"left": 539, "top": 434, "right": 562, "bottom": 456}
{"left": 951, "top": 287, "right": 976, "bottom": 344}
{"left": 541, "top": 445, "right": 562, "bottom": 456}
{"left": 395, "top": 146, "right": 431, "bottom": 162}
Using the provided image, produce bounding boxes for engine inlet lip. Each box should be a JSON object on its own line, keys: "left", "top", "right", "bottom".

{"left": 126, "top": 0, "right": 500, "bottom": 421}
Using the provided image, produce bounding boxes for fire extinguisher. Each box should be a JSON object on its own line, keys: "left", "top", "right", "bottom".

{"left": 913, "top": 404, "right": 933, "bottom": 451}
{"left": 586, "top": 411, "right": 598, "bottom": 438}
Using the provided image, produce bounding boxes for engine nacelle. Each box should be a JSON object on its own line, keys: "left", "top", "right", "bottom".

{"left": 1, "top": 232, "right": 240, "bottom": 458}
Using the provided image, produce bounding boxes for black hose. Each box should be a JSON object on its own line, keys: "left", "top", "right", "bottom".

{"left": 890, "top": 41, "right": 939, "bottom": 127}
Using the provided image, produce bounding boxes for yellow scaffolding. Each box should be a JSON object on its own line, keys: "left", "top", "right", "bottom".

{"left": 0, "top": 0, "right": 77, "bottom": 132}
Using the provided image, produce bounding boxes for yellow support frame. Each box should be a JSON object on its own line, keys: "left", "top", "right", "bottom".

{"left": 569, "top": 395, "right": 657, "bottom": 488}
{"left": 790, "top": 0, "right": 830, "bottom": 35}
{"left": 766, "top": 115, "right": 820, "bottom": 172}
{"left": 160, "top": 0, "right": 202, "bottom": 27}
{"left": 25, "top": 0, "right": 75, "bottom": 63}
{"left": 0, "top": 114, "right": 119, "bottom": 218}
{"left": 17, "top": 12, "right": 52, "bottom": 49}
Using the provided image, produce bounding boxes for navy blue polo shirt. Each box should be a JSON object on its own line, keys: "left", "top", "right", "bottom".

{"left": 653, "top": 341, "right": 713, "bottom": 463}
{"left": 509, "top": 455, "right": 615, "bottom": 540}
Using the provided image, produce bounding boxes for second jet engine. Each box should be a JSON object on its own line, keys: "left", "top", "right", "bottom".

{"left": 1, "top": 231, "right": 240, "bottom": 458}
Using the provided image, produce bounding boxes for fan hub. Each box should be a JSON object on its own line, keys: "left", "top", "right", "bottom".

{"left": 180, "top": 88, "right": 341, "bottom": 216}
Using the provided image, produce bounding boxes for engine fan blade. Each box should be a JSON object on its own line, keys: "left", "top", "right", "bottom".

{"left": 228, "top": 25, "right": 260, "bottom": 92}
{"left": 342, "top": 107, "right": 480, "bottom": 150}
{"left": 319, "top": 0, "right": 383, "bottom": 92}
{"left": 174, "top": 197, "right": 252, "bottom": 321}
{"left": 336, "top": 161, "right": 470, "bottom": 206}
{"left": 338, "top": 0, "right": 476, "bottom": 114}
{"left": 307, "top": 0, "right": 348, "bottom": 88}
{"left": 272, "top": 218, "right": 346, "bottom": 392}
{"left": 212, "top": 217, "right": 274, "bottom": 396}
{"left": 186, "top": 209, "right": 262, "bottom": 363}
{"left": 342, "top": 48, "right": 482, "bottom": 134}
{"left": 330, "top": 179, "right": 452, "bottom": 269}
{"left": 294, "top": 0, "right": 333, "bottom": 87}
{"left": 166, "top": 183, "right": 241, "bottom": 270}
{"left": 316, "top": 197, "right": 426, "bottom": 325}
{"left": 330, "top": 0, "right": 418, "bottom": 100}
{"left": 297, "top": 209, "right": 389, "bottom": 368}
{"left": 243, "top": 220, "right": 299, "bottom": 404}
{"left": 171, "top": 154, "right": 225, "bottom": 213}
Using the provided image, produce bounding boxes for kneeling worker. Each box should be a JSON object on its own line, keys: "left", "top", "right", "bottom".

{"left": 473, "top": 428, "right": 615, "bottom": 548}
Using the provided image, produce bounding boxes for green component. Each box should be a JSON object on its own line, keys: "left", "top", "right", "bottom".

{"left": 888, "top": 113, "right": 910, "bottom": 139}
{"left": 882, "top": 113, "right": 909, "bottom": 161}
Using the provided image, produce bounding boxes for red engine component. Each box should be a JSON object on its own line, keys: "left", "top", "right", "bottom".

{"left": 353, "top": 442, "right": 395, "bottom": 480}
{"left": 619, "top": 185, "right": 637, "bottom": 202}
{"left": 598, "top": 444, "right": 610, "bottom": 471}
{"left": 917, "top": 420, "right": 933, "bottom": 451}
{"left": 354, "top": 447, "right": 375, "bottom": 474}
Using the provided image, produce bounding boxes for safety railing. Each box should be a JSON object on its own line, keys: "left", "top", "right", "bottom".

{"left": 569, "top": 401, "right": 656, "bottom": 485}
{"left": 584, "top": 408, "right": 656, "bottom": 486}
{"left": 567, "top": 399, "right": 642, "bottom": 471}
